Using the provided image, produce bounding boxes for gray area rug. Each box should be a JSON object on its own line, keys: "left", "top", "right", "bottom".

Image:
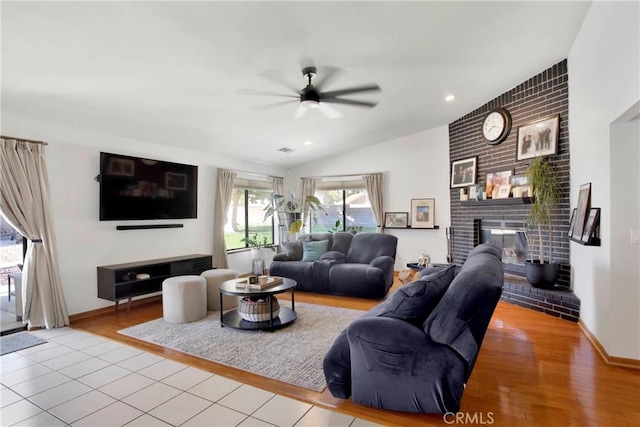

{"left": 118, "top": 302, "right": 364, "bottom": 392}
{"left": 1, "top": 331, "right": 47, "bottom": 355}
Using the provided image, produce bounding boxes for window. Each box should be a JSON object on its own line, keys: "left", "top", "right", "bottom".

{"left": 225, "top": 179, "right": 274, "bottom": 250}
{"left": 0, "top": 215, "right": 24, "bottom": 302}
{"left": 310, "top": 181, "right": 377, "bottom": 233}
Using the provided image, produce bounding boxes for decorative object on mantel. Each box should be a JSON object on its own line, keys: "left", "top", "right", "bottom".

{"left": 410, "top": 198, "right": 435, "bottom": 229}
{"left": 486, "top": 169, "right": 513, "bottom": 199}
{"left": 525, "top": 156, "right": 562, "bottom": 288}
{"left": 450, "top": 156, "right": 477, "bottom": 188}
{"left": 459, "top": 188, "right": 468, "bottom": 201}
{"left": 516, "top": 114, "right": 560, "bottom": 161}
{"left": 510, "top": 174, "right": 531, "bottom": 198}
{"left": 384, "top": 212, "right": 409, "bottom": 228}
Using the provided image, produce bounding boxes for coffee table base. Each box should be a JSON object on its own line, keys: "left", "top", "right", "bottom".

{"left": 221, "top": 307, "right": 297, "bottom": 331}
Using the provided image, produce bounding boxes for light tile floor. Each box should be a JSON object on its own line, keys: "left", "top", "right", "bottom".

{"left": 0, "top": 327, "right": 382, "bottom": 427}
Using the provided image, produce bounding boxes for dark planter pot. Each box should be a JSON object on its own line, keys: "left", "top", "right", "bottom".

{"left": 525, "top": 261, "right": 559, "bottom": 289}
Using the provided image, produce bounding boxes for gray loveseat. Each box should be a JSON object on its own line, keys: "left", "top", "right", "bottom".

{"left": 269, "top": 232, "right": 397, "bottom": 299}
{"left": 322, "top": 243, "right": 504, "bottom": 414}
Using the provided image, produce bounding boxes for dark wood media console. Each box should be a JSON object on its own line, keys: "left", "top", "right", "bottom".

{"left": 97, "top": 254, "right": 213, "bottom": 312}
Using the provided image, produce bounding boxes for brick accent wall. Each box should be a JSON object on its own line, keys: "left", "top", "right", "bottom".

{"left": 449, "top": 60, "right": 571, "bottom": 287}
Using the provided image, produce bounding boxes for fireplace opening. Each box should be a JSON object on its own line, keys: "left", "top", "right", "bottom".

{"left": 475, "top": 219, "right": 528, "bottom": 276}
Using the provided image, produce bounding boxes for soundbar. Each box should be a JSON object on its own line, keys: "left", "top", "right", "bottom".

{"left": 116, "top": 224, "right": 184, "bottom": 231}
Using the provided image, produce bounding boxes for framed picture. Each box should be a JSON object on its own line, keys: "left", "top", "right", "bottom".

{"left": 510, "top": 174, "right": 531, "bottom": 197}
{"left": 411, "top": 198, "right": 435, "bottom": 229}
{"left": 516, "top": 114, "right": 560, "bottom": 160}
{"left": 572, "top": 183, "right": 591, "bottom": 238}
{"left": 165, "top": 172, "right": 187, "bottom": 190}
{"left": 451, "top": 157, "right": 477, "bottom": 188}
{"left": 106, "top": 157, "right": 135, "bottom": 176}
{"left": 567, "top": 208, "right": 577, "bottom": 238}
{"left": 581, "top": 208, "right": 600, "bottom": 243}
{"left": 486, "top": 169, "right": 513, "bottom": 199}
{"left": 384, "top": 212, "right": 408, "bottom": 229}
{"left": 468, "top": 185, "right": 477, "bottom": 200}
{"left": 496, "top": 184, "right": 512, "bottom": 199}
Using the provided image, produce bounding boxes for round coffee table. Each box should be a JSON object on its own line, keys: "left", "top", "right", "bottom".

{"left": 218, "top": 277, "right": 297, "bottom": 331}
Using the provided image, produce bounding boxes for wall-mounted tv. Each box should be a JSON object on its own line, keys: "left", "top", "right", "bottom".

{"left": 99, "top": 152, "right": 198, "bottom": 221}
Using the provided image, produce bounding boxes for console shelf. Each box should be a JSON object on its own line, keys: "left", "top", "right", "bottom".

{"left": 97, "top": 254, "right": 212, "bottom": 312}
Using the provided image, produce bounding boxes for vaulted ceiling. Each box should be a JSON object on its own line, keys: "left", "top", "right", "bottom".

{"left": 1, "top": 1, "right": 591, "bottom": 167}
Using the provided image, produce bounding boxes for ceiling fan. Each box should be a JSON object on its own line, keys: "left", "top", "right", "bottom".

{"left": 240, "top": 66, "right": 382, "bottom": 119}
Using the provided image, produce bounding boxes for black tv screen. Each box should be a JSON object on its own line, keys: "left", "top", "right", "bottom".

{"left": 99, "top": 152, "right": 198, "bottom": 221}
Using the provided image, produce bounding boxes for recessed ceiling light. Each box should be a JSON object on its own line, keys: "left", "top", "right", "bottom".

{"left": 304, "top": 140, "right": 313, "bottom": 146}
{"left": 445, "top": 95, "right": 455, "bottom": 102}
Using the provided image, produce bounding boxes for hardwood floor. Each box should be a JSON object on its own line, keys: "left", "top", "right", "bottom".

{"left": 71, "top": 279, "right": 640, "bottom": 427}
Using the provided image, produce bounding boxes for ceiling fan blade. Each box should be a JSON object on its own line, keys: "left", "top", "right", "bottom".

{"left": 321, "top": 84, "right": 381, "bottom": 99}
{"left": 251, "top": 100, "right": 298, "bottom": 111}
{"left": 322, "top": 98, "right": 379, "bottom": 108}
{"left": 313, "top": 66, "right": 343, "bottom": 92}
{"left": 260, "top": 70, "right": 301, "bottom": 94}
{"left": 237, "top": 88, "right": 298, "bottom": 98}
{"left": 318, "top": 103, "right": 343, "bottom": 119}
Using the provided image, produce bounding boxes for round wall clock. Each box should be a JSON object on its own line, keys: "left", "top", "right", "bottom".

{"left": 482, "top": 107, "right": 512, "bottom": 145}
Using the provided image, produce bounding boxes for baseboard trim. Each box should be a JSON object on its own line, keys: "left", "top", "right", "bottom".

{"left": 578, "top": 319, "right": 640, "bottom": 369}
{"left": 69, "top": 296, "right": 162, "bottom": 324}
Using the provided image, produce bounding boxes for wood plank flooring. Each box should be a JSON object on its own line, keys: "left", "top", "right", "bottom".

{"left": 70, "top": 279, "right": 640, "bottom": 427}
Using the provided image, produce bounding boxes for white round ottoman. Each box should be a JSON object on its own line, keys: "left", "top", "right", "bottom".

{"left": 201, "top": 269, "right": 239, "bottom": 311}
{"left": 162, "top": 275, "right": 207, "bottom": 324}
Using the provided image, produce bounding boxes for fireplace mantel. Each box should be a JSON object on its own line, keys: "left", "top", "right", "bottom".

{"left": 461, "top": 197, "right": 534, "bottom": 206}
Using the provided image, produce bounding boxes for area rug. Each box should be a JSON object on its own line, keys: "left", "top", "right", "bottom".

{"left": 1, "top": 331, "right": 47, "bottom": 355}
{"left": 118, "top": 302, "right": 365, "bottom": 392}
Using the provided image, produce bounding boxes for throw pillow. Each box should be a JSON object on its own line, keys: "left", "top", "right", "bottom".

{"left": 281, "top": 242, "right": 303, "bottom": 261}
{"left": 378, "top": 264, "right": 456, "bottom": 325}
{"left": 301, "top": 239, "right": 330, "bottom": 262}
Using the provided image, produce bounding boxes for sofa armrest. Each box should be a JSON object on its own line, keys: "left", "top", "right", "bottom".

{"left": 370, "top": 255, "right": 394, "bottom": 271}
{"left": 319, "top": 251, "right": 346, "bottom": 263}
{"left": 347, "top": 316, "right": 466, "bottom": 413}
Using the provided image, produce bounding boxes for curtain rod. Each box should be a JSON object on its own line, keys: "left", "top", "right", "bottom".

{"left": 230, "top": 168, "right": 283, "bottom": 180}
{"left": 301, "top": 172, "right": 380, "bottom": 179}
{"left": 1, "top": 135, "right": 49, "bottom": 145}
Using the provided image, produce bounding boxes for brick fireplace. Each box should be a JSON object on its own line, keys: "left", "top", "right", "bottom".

{"left": 447, "top": 60, "right": 579, "bottom": 320}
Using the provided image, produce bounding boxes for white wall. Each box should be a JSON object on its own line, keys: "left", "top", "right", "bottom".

{"left": 568, "top": 1, "right": 640, "bottom": 359}
{"left": 287, "top": 125, "right": 451, "bottom": 271}
{"left": 2, "top": 113, "right": 285, "bottom": 316}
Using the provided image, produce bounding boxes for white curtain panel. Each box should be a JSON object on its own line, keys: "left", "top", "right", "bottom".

{"left": 0, "top": 139, "right": 69, "bottom": 328}
{"left": 299, "top": 178, "right": 316, "bottom": 226}
{"left": 363, "top": 173, "right": 384, "bottom": 233}
{"left": 213, "top": 169, "right": 236, "bottom": 269}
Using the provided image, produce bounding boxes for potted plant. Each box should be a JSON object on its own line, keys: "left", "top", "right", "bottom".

{"left": 263, "top": 193, "right": 326, "bottom": 233}
{"left": 524, "top": 156, "right": 561, "bottom": 288}
{"left": 241, "top": 233, "right": 276, "bottom": 261}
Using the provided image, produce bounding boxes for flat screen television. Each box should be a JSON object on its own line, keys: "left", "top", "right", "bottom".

{"left": 99, "top": 152, "right": 198, "bottom": 221}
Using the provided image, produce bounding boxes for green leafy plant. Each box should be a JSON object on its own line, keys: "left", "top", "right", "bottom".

{"left": 526, "top": 156, "right": 561, "bottom": 263}
{"left": 328, "top": 219, "right": 342, "bottom": 233}
{"left": 241, "top": 233, "right": 275, "bottom": 251}
{"left": 262, "top": 193, "right": 326, "bottom": 233}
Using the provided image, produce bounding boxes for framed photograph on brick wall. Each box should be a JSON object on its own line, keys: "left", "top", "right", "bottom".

{"left": 451, "top": 157, "right": 477, "bottom": 188}
{"left": 516, "top": 114, "right": 559, "bottom": 161}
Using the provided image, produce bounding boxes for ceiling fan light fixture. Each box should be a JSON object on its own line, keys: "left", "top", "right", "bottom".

{"left": 301, "top": 99, "right": 320, "bottom": 109}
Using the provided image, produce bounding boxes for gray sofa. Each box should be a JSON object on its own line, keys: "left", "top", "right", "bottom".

{"left": 322, "top": 243, "right": 504, "bottom": 414}
{"left": 269, "top": 232, "right": 397, "bottom": 299}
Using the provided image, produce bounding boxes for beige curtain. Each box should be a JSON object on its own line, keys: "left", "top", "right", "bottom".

{"left": 363, "top": 173, "right": 384, "bottom": 233}
{"left": 0, "top": 138, "right": 69, "bottom": 328}
{"left": 213, "top": 169, "right": 236, "bottom": 268}
{"left": 299, "top": 177, "right": 316, "bottom": 227}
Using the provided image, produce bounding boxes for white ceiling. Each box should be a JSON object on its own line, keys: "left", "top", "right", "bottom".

{"left": 1, "top": 1, "right": 591, "bottom": 167}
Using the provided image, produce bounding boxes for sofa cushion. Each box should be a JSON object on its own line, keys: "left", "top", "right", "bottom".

{"left": 302, "top": 239, "right": 330, "bottom": 262}
{"left": 281, "top": 241, "right": 303, "bottom": 261}
{"left": 331, "top": 232, "right": 354, "bottom": 254}
{"left": 378, "top": 264, "right": 456, "bottom": 324}
{"left": 346, "top": 233, "right": 398, "bottom": 264}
